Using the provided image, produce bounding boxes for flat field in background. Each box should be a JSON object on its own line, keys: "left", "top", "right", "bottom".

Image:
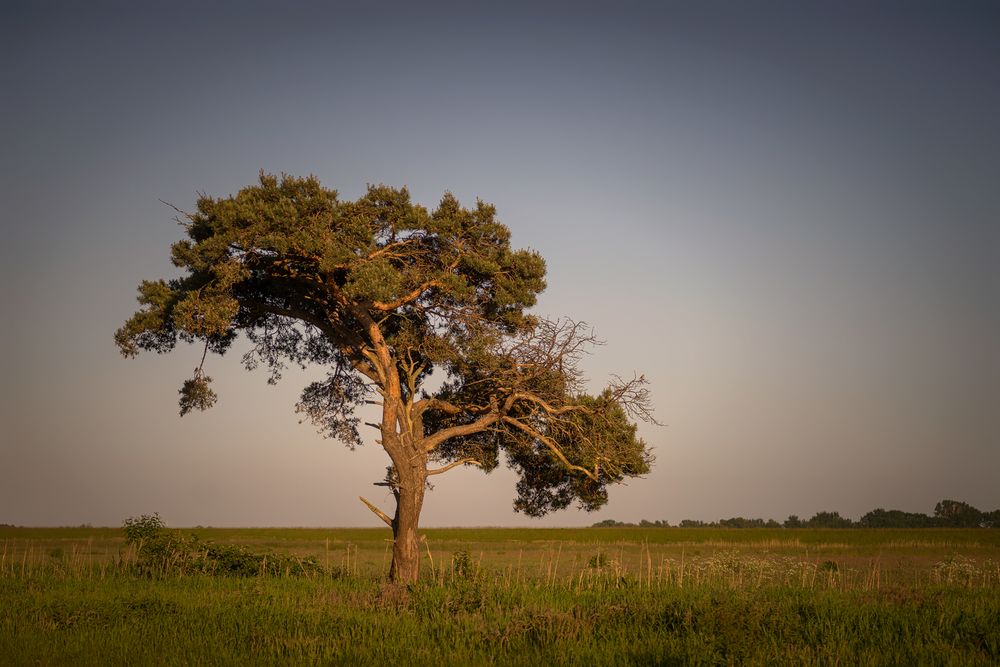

{"left": 2, "top": 527, "right": 998, "bottom": 664}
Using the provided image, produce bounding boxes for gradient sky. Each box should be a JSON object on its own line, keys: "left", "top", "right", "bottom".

{"left": 2, "top": 1, "right": 998, "bottom": 527}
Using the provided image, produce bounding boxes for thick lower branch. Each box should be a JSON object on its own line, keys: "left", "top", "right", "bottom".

{"left": 413, "top": 397, "right": 465, "bottom": 417}
{"left": 422, "top": 412, "right": 499, "bottom": 453}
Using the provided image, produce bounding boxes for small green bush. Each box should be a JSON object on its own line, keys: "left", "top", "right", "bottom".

{"left": 122, "top": 513, "right": 165, "bottom": 545}
{"left": 589, "top": 552, "right": 609, "bottom": 569}
{"left": 121, "top": 514, "right": 323, "bottom": 578}
{"left": 452, "top": 550, "right": 474, "bottom": 578}
{"left": 820, "top": 560, "right": 839, "bottom": 573}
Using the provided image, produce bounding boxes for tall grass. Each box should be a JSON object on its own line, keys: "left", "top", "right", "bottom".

{"left": 2, "top": 528, "right": 998, "bottom": 665}
{"left": 3, "top": 568, "right": 998, "bottom": 665}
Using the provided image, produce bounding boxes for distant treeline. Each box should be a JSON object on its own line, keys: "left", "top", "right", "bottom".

{"left": 593, "top": 499, "right": 1000, "bottom": 529}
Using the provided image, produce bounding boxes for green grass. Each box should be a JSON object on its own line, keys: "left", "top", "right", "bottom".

{"left": 5, "top": 526, "right": 996, "bottom": 584}
{"left": 2, "top": 527, "right": 998, "bottom": 665}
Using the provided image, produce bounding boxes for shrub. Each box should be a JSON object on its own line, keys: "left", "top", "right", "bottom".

{"left": 122, "top": 513, "right": 166, "bottom": 545}
{"left": 121, "top": 514, "right": 323, "bottom": 578}
{"left": 452, "top": 550, "right": 474, "bottom": 579}
{"left": 588, "top": 552, "right": 609, "bottom": 569}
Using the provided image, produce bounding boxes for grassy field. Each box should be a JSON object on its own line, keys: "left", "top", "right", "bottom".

{"left": 2, "top": 527, "right": 998, "bottom": 665}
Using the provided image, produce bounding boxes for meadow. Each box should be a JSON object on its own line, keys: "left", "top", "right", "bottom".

{"left": 2, "top": 526, "right": 998, "bottom": 665}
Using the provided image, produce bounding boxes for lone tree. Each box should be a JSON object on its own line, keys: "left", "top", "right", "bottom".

{"left": 116, "top": 173, "right": 655, "bottom": 582}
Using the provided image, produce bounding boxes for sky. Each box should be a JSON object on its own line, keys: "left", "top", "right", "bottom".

{"left": 1, "top": 1, "right": 998, "bottom": 527}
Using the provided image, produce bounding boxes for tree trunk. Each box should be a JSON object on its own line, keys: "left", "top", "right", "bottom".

{"left": 388, "top": 465, "right": 426, "bottom": 583}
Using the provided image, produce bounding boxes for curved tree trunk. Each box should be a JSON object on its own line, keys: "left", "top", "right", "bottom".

{"left": 388, "top": 465, "right": 426, "bottom": 583}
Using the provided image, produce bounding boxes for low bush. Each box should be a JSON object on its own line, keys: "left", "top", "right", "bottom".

{"left": 121, "top": 514, "right": 324, "bottom": 578}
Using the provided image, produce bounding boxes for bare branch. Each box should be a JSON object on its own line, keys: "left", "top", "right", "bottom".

{"left": 359, "top": 496, "right": 393, "bottom": 527}
{"left": 501, "top": 415, "right": 599, "bottom": 481}
{"left": 426, "top": 458, "right": 482, "bottom": 476}
{"left": 158, "top": 199, "right": 196, "bottom": 225}
{"left": 506, "top": 392, "right": 588, "bottom": 416}
{"left": 608, "top": 373, "right": 661, "bottom": 425}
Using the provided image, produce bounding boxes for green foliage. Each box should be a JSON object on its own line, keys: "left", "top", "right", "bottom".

{"left": 592, "top": 499, "right": 1000, "bottom": 531}
{"left": 116, "top": 173, "right": 547, "bottom": 373}
{"left": 122, "top": 513, "right": 165, "bottom": 544}
{"left": 3, "top": 559, "right": 999, "bottom": 665}
{"left": 806, "top": 511, "right": 854, "bottom": 528}
{"left": 592, "top": 519, "right": 670, "bottom": 528}
{"left": 718, "top": 517, "right": 767, "bottom": 528}
{"left": 177, "top": 374, "right": 217, "bottom": 416}
{"left": 117, "top": 173, "right": 655, "bottom": 523}
{"left": 856, "top": 501, "right": 999, "bottom": 529}
{"left": 451, "top": 550, "right": 474, "bottom": 578}
{"left": 198, "top": 543, "right": 324, "bottom": 578}
{"left": 121, "top": 515, "right": 323, "bottom": 578}
{"left": 499, "top": 385, "right": 653, "bottom": 516}
{"left": 935, "top": 499, "right": 985, "bottom": 528}
{"left": 588, "top": 552, "right": 610, "bottom": 568}
{"left": 859, "top": 508, "right": 940, "bottom": 528}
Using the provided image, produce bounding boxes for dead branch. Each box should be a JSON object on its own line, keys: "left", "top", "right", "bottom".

{"left": 608, "top": 373, "right": 661, "bottom": 425}
{"left": 501, "top": 415, "right": 599, "bottom": 482}
{"left": 505, "top": 392, "right": 587, "bottom": 416}
{"left": 426, "top": 458, "right": 482, "bottom": 476}
{"left": 158, "top": 198, "right": 197, "bottom": 225}
{"left": 359, "top": 496, "right": 393, "bottom": 527}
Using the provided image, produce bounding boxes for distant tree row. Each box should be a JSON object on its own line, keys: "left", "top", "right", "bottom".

{"left": 860, "top": 500, "right": 1000, "bottom": 528}
{"left": 592, "top": 500, "right": 1000, "bottom": 529}
{"left": 592, "top": 519, "right": 672, "bottom": 528}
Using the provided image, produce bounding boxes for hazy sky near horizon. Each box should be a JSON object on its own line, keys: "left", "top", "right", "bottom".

{"left": 2, "top": 1, "right": 998, "bottom": 527}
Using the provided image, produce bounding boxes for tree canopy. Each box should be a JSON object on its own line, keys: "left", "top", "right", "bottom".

{"left": 116, "top": 173, "right": 655, "bottom": 580}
